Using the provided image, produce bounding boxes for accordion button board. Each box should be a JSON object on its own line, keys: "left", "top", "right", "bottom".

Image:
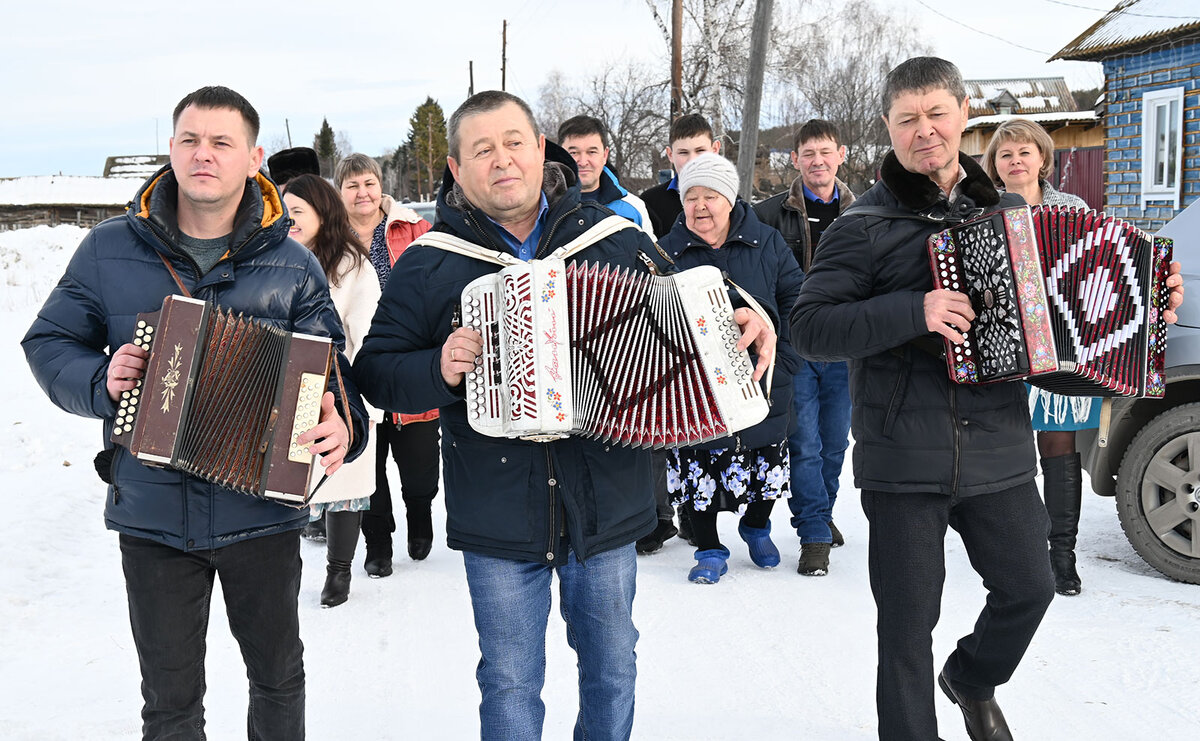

{"left": 460, "top": 258, "right": 769, "bottom": 448}
{"left": 927, "top": 205, "right": 1172, "bottom": 398}
{"left": 110, "top": 295, "right": 333, "bottom": 505}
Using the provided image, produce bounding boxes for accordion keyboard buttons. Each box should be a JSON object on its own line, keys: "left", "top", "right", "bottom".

{"left": 113, "top": 323, "right": 154, "bottom": 438}
{"left": 288, "top": 373, "right": 325, "bottom": 464}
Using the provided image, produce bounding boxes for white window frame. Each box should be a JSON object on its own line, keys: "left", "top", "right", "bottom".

{"left": 1141, "top": 86, "right": 1184, "bottom": 208}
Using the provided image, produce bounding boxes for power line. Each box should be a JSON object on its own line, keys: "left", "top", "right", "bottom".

{"left": 911, "top": 0, "right": 1050, "bottom": 55}
{"left": 1043, "top": 0, "right": 1200, "bottom": 20}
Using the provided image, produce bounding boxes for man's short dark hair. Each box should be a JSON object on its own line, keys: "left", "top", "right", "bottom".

{"left": 669, "top": 113, "right": 714, "bottom": 145}
{"left": 448, "top": 90, "right": 540, "bottom": 160}
{"left": 172, "top": 86, "right": 261, "bottom": 144}
{"left": 881, "top": 57, "right": 967, "bottom": 118}
{"left": 557, "top": 115, "right": 609, "bottom": 148}
{"left": 794, "top": 119, "right": 842, "bottom": 152}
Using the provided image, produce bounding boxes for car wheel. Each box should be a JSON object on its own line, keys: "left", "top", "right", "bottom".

{"left": 1115, "top": 402, "right": 1200, "bottom": 584}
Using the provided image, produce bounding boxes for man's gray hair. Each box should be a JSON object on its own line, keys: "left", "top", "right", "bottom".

{"left": 334, "top": 153, "right": 382, "bottom": 188}
{"left": 881, "top": 57, "right": 967, "bottom": 118}
{"left": 448, "top": 90, "right": 540, "bottom": 160}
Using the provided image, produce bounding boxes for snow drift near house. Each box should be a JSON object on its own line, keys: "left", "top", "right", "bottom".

{"left": 2, "top": 224, "right": 1198, "bottom": 739}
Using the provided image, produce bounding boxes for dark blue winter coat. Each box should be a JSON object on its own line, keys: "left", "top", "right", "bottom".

{"left": 657, "top": 199, "right": 804, "bottom": 450}
{"left": 354, "top": 143, "right": 668, "bottom": 564}
{"left": 22, "top": 166, "right": 369, "bottom": 551}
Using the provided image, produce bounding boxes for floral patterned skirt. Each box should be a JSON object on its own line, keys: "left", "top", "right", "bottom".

{"left": 667, "top": 441, "right": 790, "bottom": 514}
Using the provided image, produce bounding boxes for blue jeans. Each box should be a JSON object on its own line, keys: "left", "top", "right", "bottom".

{"left": 462, "top": 545, "right": 639, "bottom": 741}
{"left": 787, "top": 360, "right": 852, "bottom": 543}
{"left": 119, "top": 531, "right": 305, "bottom": 741}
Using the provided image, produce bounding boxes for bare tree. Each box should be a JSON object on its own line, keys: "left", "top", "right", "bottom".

{"left": 771, "top": 0, "right": 930, "bottom": 191}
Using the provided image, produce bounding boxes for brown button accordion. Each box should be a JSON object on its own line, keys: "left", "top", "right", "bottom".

{"left": 109, "top": 295, "right": 333, "bottom": 504}
{"left": 927, "top": 205, "right": 1172, "bottom": 397}
{"left": 460, "top": 259, "right": 769, "bottom": 447}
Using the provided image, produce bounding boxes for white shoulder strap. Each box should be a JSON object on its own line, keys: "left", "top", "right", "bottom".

{"left": 546, "top": 215, "right": 642, "bottom": 261}
{"left": 407, "top": 214, "right": 639, "bottom": 268}
{"left": 406, "top": 231, "right": 523, "bottom": 267}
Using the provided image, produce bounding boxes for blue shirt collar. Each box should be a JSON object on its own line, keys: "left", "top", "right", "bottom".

{"left": 667, "top": 174, "right": 679, "bottom": 192}
{"left": 802, "top": 182, "right": 839, "bottom": 205}
{"left": 485, "top": 192, "right": 549, "bottom": 261}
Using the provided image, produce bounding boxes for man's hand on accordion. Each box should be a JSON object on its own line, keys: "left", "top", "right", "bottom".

{"left": 295, "top": 391, "right": 351, "bottom": 475}
{"left": 1165, "top": 260, "right": 1185, "bottom": 325}
{"left": 733, "top": 308, "right": 776, "bottom": 383}
{"left": 441, "top": 327, "right": 484, "bottom": 388}
{"left": 924, "top": 289, "right": 977, "bottom": 345}
{"left": 106, "top": 343, "right": 149, "bottom": 401}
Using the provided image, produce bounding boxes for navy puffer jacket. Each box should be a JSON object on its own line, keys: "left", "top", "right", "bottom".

{"left": 355, "top": 143, "right": 668, "bottom": 564}
{"left": 657, "top": 199, "right": 803, "bottom": 450}
{"left": 22, "top": 166, "right": 369, "bottom": 550}
{"left": 790, "top": 152, "right": 1035, "bottom": 497}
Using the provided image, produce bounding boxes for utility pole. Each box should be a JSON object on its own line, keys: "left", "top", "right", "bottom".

{"left": 671, "top": 0, "right": 683, "bottom": 121}
{"left": 285, "top": 118, "right": 292, "bottom": 148}
{"left": 736, "top": 0, "right": 774, "bottom": 200}
{"left": 469, "top": 61, "right": 475, "bottom": 97}
{"left": 501, "top": 20, "right": 507, "bottom": 91}
{"left": 427, "top": 110, "right": 434, "bottom": 201}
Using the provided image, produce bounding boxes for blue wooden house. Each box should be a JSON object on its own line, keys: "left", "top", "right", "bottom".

{"left": 1051, "top": 0, "right": 1200, "bottom": 230}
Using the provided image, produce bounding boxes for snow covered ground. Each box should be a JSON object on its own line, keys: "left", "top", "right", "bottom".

{"left": 2, "top": 224, "right": 1198, "bottom": 739}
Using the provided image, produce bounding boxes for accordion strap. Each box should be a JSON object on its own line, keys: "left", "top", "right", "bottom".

{"left": 409, "top": 215, "right": 640, "bottom": 267}
{"left": 156, "top": 252, "right": 193, "bottom": 297}
{"left": 724, "top": 278, "right": 777, "bottom": 402}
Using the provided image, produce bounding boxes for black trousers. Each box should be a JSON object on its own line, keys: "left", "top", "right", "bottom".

{"left": 861, "top": 482, "right": 1055, "bottom": 741}
{"left": 362, "top": 418, "right": 441, "bottom": 550}
{"left": 120, "top": 531, "right": 304, "bottom": 740}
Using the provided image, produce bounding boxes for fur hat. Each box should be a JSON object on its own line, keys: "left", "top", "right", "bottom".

{"left": 677, "top": 152, "right": 739, "bottom": 207}
{"left": 267, "top": 147, "right": 321, "bottom": 187}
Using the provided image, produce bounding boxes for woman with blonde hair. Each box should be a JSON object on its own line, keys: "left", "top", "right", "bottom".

{"left": 983, "top": 118, "right": 1094, "bottom": 596}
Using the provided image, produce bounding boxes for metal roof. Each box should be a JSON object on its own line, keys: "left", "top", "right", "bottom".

{"left": 963, "top": 110, "right": 1100, "bottom": 131}
{"left": 963, "top": 77, "right": 1078, "bottom": 117}
{"left": 1051, "top": 0, "right": 1200, "bottom": 62}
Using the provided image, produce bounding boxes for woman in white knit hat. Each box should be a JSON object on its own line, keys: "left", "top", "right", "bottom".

{"left": 658, "top": 152, "right": 805, "bottom": 583}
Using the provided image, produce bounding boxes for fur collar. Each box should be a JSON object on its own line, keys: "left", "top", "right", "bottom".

{"left": 879, "top": 151, "right": 1000, "bottom": 212}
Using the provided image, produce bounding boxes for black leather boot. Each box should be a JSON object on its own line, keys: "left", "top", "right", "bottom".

{"left": 1042, "top": 453, "right": 1083, "bottom": 596}
{"left": 321, "top": 511, "right": 362, "bottom": 607}
{"left": 939, "top": 671, "right": 1013, "bottom": 741}
{"left": 406, "top": 505, "right": 434, "bottom": 561}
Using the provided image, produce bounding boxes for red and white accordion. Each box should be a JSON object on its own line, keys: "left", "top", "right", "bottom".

{"left": 459, "top": 259, "right": 769, "bottom": 447}
{"left": 110, "top": 295, "right": 335, "bottom": 504}
{"left": 927, "top": 205, "right": 1172, "bottom": 397}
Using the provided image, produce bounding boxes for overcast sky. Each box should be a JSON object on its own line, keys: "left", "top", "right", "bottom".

{"left": 0, "top": 0, "right": 1115, "bottom": 178}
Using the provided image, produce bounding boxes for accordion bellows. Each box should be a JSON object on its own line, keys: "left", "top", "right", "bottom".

{"left": 110, "top": 295, "right": 333, "bottom": 504}
{"left": 460, "top": 259, "right": 769, "bottom": 448}
{"left": 928, "top": 205, "right": 1172, "bottom": 397}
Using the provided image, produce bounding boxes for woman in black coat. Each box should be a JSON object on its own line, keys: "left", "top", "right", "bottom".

{"left": 658, "top": 153, "right": 804, "bottom": 583}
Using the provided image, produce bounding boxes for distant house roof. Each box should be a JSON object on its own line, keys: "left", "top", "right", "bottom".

{"left": 1051, "top": 0, "right": 1200, "bottom": 61}
{"left": 0, "top": 176, "right": 138, "bottom": 206}
{"left": 964, "top": 110, "right": 1100, "bottom": 132}
{"left": 103, "top": 155, "right": 169, "bottom": 179}
{"left": 963, "top": 77, "right": 1078, "bottom": 118}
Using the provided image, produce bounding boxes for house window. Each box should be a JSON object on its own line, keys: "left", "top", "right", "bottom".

{"left": 1141, "top": 86, "right": 1183, "bottom": 208}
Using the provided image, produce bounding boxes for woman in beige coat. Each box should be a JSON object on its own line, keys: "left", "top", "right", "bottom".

{"left": 282, "top": 174, "right": 383, "bottom": 607}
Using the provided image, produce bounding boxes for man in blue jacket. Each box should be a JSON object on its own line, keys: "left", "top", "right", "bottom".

{"left": 557, "top": 114, "right": 655, "bottom": 238}
{"left": 22, "top": 86, "right": 368, "bottom": 740}
{"left": 356, "top": 90, "right": 774, "bottom": 740}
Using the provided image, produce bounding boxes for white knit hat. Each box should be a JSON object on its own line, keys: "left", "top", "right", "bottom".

{"left": 677, "top": 152, "right": 739, "bottom": 207}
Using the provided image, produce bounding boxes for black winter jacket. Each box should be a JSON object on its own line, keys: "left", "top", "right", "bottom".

{"left": 789, "top": 152, "right": 1035, "bottom": 496}
{"left": 753, "top": 176, "right": 856, "bottom": 271}
{"left": 658, "top": 199, "right": 804, "bottom": 450}
{"left": 355, "top": 142, "right": 668, "bottom": 564}
{"left": 639, "top": 180, "right": 683, "bottom": 240}
{"left": 22, "top": 166, "right": 370, "bottom": 550}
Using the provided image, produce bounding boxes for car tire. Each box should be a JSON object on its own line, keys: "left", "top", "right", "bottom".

{"left": 1115, "top": 402, "right": 1200, "bottom": 584}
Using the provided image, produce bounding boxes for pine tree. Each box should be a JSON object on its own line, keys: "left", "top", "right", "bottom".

{"left": 313, "top": 118, "right": 337, "bottom": 178}
{"left": 407, "top": 98, "right": 448, "bottom": 201}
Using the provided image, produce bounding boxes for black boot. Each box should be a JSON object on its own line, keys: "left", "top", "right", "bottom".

{"left": 1042, "top": 453, "right": 1083, "bottom": 596}
{"left": 321, "top": 511, "right": 362, "bottom": 607}
{"left": 406, "top": 505, "right": 434, "bottom": 561}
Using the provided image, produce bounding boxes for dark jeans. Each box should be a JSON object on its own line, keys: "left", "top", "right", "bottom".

{"left": 861, "top": 483, "right": 1054, "bottom": 741}
{"left": 119, "top": 531, "right": 305, "bottom": 741}
{"left": 363, "top": 417, "right": 441, "bottom": 550}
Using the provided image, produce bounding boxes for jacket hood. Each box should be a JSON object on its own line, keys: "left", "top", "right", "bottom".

{"left": 434, "top": 139, "right": 581, "bottom": 248}
{"left": 879, "top": 151, "right": 1001, "bottom": 212}
{"left": 592, "top": 166, "right": 629, "bottom": 203}
{"left": 128, "top": 163, "right": 289, "bottom": 263}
